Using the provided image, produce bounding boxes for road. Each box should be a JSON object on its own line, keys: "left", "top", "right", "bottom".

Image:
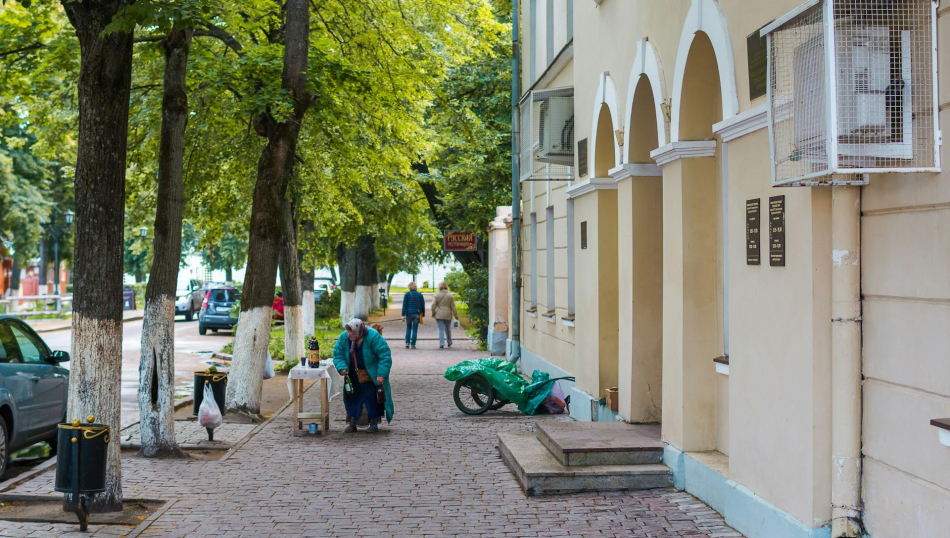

{"left": 41, "top": 318, "right": 232, "bottom": 428}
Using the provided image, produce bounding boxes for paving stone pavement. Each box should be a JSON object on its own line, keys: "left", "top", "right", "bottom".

{"left": 0, "top": 305, "right": 743, "bottom": 537}
{"left": 120, "top": 420, "right": 258, "bottom": 449}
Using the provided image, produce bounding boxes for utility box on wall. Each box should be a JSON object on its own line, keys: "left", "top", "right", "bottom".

{"left": 762, "top": 0, "right": 940, "bottom": 187}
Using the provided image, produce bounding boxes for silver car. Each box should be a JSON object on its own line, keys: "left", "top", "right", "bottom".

{"left": 175, "top": 279, "right": 204, "bottom": 321}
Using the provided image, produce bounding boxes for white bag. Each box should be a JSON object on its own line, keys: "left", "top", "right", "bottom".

{"left": 198, "top": 383, "right": 223, "bottom": 429}
{"left": 264, "top": 350, "right": 276, "bottom": 379}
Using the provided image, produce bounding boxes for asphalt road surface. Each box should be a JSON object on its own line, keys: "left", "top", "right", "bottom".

{"left": 40, "top": 317, "right": 232, "bottom": 428}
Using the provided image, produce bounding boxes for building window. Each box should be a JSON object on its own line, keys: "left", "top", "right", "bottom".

{"left": 529, "top": 0, "right": 537, "bottom": 84}
{"left": 530, "top": 212, "right": 538, "bottom": 310}
{"left": 567, "top": 0, "right": 573, "bottom": 42}
{"left": 546, "top": 205, "right": 555, "bottom": 313}
{"left": 546, "top": 0, "right": 554, "bottom": 64}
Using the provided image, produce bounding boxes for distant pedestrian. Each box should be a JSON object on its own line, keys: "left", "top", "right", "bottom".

{"left": 401, "top": 282, "right": 425, "bottom": 349}
{"left": 333, "top": 319, "right": 394, "bottom": 433}
{"left": 431, "top": 282, "right": 459, "bottom": 349}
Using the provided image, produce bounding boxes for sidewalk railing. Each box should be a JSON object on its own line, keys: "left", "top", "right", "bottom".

{"left": 0, "top": 294, "right": 73, "bottom": 317}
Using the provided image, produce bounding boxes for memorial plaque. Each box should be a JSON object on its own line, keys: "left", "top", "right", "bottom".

{"left": 580, "top": 221, "right": 588, "bottom": 249}
{"left": 769, "top": 195, "right": 785, "bottom": 267}
{"left": 577, "top": 138, "right": 588, "bottom": 178}
{"left": 746, "top": 198, "right": 760, "bottom": 265}
{"left": 747, "top": 29, "right": 768, "bottom": 100}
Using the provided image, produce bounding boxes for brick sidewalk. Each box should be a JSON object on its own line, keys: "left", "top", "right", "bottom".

{"left": 0, "top": 306, "right": 741, "bottom": 537}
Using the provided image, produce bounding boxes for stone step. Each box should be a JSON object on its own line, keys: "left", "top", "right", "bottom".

{"left": 536, "top": 421, "right": 664, "bottom": 466}
{"left": 497, "top": 433, "right": 671, "bottom": 496}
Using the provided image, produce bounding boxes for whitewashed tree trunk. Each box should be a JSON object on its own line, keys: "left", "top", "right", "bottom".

{"left": 302, "top": 290, "right": 315, "bottom": 336}
{"left": 138, "top": 298, "right": 185, "bottom": 457}
{"left": 225, "top": 307, "right": 271, "bottom": 416}
{"left": 284, "top": 305, "right": 305, "bottom": 361}
{"left": 340, "top": 291, "right": 355, "bottom": 325}
{"left": 354, "top": 285, "right": 373, "bottom": 320}
{"left": 68, "top": 315, "right": 124, "bottom": 511}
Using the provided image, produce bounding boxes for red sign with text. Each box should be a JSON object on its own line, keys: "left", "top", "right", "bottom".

{"left": 443, "top": 230, "right": 477, "bottom": 252}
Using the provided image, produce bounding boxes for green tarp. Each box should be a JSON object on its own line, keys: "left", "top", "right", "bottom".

{"left": 444, "top": 358, "right": 557, "bottom": 415}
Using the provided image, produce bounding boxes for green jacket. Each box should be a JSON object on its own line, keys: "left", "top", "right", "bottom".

{"left": 332, "top": 328, "right": 394, "bottom": 422}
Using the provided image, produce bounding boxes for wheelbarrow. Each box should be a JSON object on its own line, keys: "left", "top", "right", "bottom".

{"left": 452, "top": 373, "right": 575, "bottom": 415}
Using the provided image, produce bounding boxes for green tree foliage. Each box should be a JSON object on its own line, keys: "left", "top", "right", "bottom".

{"left": 445, "top": 265, "right": 491, "bottom": 345}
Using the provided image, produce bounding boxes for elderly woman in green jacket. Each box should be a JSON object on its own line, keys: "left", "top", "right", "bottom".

{"left": 333, "top": 319, "right": 395, "bottom": 432}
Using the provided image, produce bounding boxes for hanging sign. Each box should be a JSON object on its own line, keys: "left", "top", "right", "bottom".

{"left": 769, "top": 195, "right": 785, "bottom": 267}
{"left": 443, "top": 230, "right": 477, "bottom": 252}
{"left": 746, "top": 198, "right": 760, "bottom": 265}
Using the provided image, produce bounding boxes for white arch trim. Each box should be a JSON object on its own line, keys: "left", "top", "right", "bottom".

{"left": 589, "top": 72, "right": 623, "bottom": 176}
{"left": 670, "top": 0, "right": 739, "bottom": 143}
{"left": 622, "top": 38, "right": 668, "bottom": 164}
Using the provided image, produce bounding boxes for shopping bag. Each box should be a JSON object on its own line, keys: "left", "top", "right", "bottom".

{"left": 198, "top": 383, "right": 223, "bottom": 429}
{"left": 264, "top": 351, "right": 276, "bottom": 379}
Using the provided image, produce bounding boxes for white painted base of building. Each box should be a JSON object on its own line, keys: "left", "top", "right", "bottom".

{"left": 663, "top": 446, "right": 831, "bottom": 538}
{"left": 517, "top": 345, "right": 619, "bottom": 423}
{"left": 487, "top": 329, "right": 508, "bottom": 355}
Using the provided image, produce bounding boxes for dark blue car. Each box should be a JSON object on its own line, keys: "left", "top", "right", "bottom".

{"left": 0, "top": 316, "right": 70, "bottom": 477}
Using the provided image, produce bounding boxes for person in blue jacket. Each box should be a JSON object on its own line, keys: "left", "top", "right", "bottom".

{"left": 401, "top": 282, "right": 426, "bottom": 349}
{"left": 333, "top": 318, "right": 394, "bottom": 433}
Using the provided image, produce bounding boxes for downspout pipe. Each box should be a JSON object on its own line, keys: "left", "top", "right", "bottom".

{"left": 830, "top": 184, "right": 863, "bottom": 537}
{"left": 509, "top": 0, "right": 522, "bottom": 363}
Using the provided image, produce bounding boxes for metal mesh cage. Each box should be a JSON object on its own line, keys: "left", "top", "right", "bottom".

{"left": 518, "top": 87, "right": 574, "bottom": 181}
{"left": 766, "top": 0, "right": 938, "bottom": 186}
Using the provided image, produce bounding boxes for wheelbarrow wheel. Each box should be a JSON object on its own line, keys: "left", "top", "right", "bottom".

{"left": 453, "top": 375, "right": 494, "bottom": 415}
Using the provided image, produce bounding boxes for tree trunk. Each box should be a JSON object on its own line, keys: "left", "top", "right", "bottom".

{"left": 61, "top": 0, "right": 135, "bottom": 513}
{"left": 135, "top": 270, "right": 145, "bottom": 284}
{"left": 337, "top": 243, "right": 356, "bottom": 324}
{"left": 299, "top": 221, "right": 314, "bottom": 337}
{"left": 279, "top": 199, "right": 304, "bottom": 362}
{"left": 138, "top": 27, "right": 192, "bottom": 460}
{"left": 226, "top": 0, "right": 312, "bottom": 417}
{"left": 9, "top": 258, "right": 19, "bottom": 291}
{"left": 225, "top": 266, "right": 233, "bottom": 283}
{"left": 354, "top": 235, "right": 375, "bottom": 320}
{"left": 38, "top": 237, "right": 48, "bottom": 286}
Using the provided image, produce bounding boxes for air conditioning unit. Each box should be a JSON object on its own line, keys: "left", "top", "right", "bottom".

{"left": 763, "top": 0, "right": 938, "bottom": 187}
{"left": 538, "top": 96, "right": 575, "bottom": 166}
{"left": 518, "top": 87, "right": 575, "bottom": 181}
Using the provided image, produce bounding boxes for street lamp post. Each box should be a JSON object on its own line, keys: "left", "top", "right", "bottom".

{"left": 43, "top": 210, "right": 74, "bottom": 296}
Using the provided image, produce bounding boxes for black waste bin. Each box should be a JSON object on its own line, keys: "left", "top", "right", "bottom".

{"left": 55, "top": 416, "right": 110, "bottom": 532}
{"left": 122, "top": 285, "right": 135, "bottom": 310}
{"left": 194, "top": 370, "right": 228, "bottom": 440}
{"left": 379, "top": 287, "right": 388, "bottom": 310}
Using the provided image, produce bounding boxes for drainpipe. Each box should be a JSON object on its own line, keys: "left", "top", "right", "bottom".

{"left": 508, "top": 0, "right": 522, "bottom": 363}
{"left": 830, "top": 184, "right": 863, "bottom": 537}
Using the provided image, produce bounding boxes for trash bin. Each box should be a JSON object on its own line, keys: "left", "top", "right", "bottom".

{"left": 194, "top": 370, "right": 228, "bottom": 440}
{"left": 379, "top": 287, "right": 388, "bottom": 310}
{"left": 55, "top": 416, "right": 110, "bottom": 532}
{"left": 122, "top": 285, "right": 135, "bottom": 310}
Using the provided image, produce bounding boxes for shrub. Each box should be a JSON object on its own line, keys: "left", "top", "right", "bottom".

{"left": 315, "top": 287, "right": 341, "bottom": 320}
{"left": 446, "top": 266, "right": 489, "bottom": 347}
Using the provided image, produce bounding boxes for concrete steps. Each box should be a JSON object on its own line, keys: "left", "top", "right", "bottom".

{"left": 497, "top": 421, "right": 671, "bottom": 496}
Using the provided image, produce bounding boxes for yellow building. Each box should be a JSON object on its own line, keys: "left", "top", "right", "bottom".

{"left": 501, "top": 1, "right": 950, "bottom": 537}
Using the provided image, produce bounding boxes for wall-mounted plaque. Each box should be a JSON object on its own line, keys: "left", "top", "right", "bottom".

{"left": 746, "top": 199, "right": 760, "bottom": 265}
{"left": 769, "top": 195, "right": 785, "bottom": 267}
{"left": 747, "top": 28, "right": 768, "bottom": 100}
{"left": 580, "top": 221, "right": 588, "bottom": 249}
{"left": 577, "top": 138, "right": 588, "bottom": 178}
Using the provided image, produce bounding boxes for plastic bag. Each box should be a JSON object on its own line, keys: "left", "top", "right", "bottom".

{"left": 263, "top": 351, "right": 275, "bottom": 379}
{"left": 540, "top": 382, "right": 567, "bottom": 414}
{"left": 198, "top": 383, "right": 223, "bottom": 429}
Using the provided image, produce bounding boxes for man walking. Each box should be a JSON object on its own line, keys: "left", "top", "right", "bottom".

{"left": 401, "top": 282, "right": 426, "bottom": 349}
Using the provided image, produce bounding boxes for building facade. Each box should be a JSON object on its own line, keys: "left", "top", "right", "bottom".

{"left": 504, "top": 1, "right": 950, "bottom": 537}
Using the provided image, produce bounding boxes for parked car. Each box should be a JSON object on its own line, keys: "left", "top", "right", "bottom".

{"left": 198, "top": 287, "right": 240, "bottom": 336}
{"left": 175, "top": 279, "right": 204, "bottom": 321}
{"left": 314, "top": 278, "right": 336, "bottom": 304}
{"left": 272, "top": 292, "right": 284, "bottom": 321}
{"left": 0, "top": 316, "right": 70, "bottom": 478}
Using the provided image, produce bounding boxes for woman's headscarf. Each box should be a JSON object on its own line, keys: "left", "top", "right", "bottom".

{"left": 345, "top": 318, "right": 368, "bottom": 360}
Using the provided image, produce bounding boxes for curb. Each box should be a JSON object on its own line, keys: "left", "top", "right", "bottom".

{"left": 126, "top": 498, "right": 178, "bottom": 538}
{"left": 0, "top": 457, "right": 57, "bottom": 493}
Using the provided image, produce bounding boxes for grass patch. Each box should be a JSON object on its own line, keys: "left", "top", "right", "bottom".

{"left": 389, "top": 286, "right": 437, "bottom": 294}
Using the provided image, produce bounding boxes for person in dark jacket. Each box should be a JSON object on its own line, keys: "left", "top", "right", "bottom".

{"left": 401, "top": 282, "right": 425, "bottom": 349}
